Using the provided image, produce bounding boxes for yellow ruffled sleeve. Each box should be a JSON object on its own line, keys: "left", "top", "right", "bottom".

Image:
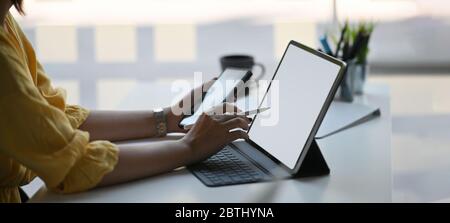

{"left": 0, "top": 33, "right": 118, "bottom": 194}
{"left": 35, "top": 61, "right": 90, "bottom": 129}
{"left": 13, "top": 8, "right": 89, "bottom": 130}
{"left": 64, "top": 105, "right": 90, "bottom": 129}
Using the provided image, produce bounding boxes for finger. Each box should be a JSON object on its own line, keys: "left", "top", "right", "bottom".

{"left": 210, "top": 114, "right": 250, "bottom": 123}
{"left": 225, "top": 130, "right": 249, "bottom": 142}
{"left": 226, "top": 114, "right": 252, "bottom": 122}
{"left": 209, "top": 114, "right": 234, "bottom": 123}
{"left": 196, "top": 112, "right": 211, "bottom": 124}
{"left": 200, "top": 112, "right": 212, "bottom": 120}
{"left": 222, "top": 117, "right": 250, "bottom": 130}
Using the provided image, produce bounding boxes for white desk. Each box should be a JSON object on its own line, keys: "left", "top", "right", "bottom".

{"left": 30, "top": 83, "right": 391, "bottom": 203}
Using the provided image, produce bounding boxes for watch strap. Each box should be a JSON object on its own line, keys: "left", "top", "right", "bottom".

{"left": 154, "top": 108, "right": 167, "bottom": 137}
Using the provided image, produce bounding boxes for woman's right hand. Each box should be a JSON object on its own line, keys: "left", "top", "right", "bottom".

{"left": 180, "top": 112, "right": 251, "bottom": 164}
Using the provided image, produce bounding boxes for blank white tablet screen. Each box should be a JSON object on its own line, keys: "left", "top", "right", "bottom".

{"left": 249, "top": 44, "right": 341, "bottom": 169}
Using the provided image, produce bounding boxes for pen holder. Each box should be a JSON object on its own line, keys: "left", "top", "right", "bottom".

{"left": 336, "top": 60, "right": 368, "bottom": 102}
{"left": 347, "top": 61, "right": 368, "bottom": 95}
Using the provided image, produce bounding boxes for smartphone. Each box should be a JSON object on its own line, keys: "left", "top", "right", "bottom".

{"left": 179, "top": 68, "right": 253, "bottom": 128}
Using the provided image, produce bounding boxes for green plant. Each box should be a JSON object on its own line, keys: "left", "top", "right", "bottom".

{"left": 329, "top": 20, "right": 375, "bottom": 64}
{"left": 352, "top": 22, "right": 374, "bottom": 64}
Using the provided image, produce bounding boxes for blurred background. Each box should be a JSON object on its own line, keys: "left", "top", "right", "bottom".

{"left": 14, "top": 0, "right": 450, "bottom": 202}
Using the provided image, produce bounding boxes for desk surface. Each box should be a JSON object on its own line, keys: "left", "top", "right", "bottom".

{"left": 30, "top": 84, "right": 391, "bottom": 203}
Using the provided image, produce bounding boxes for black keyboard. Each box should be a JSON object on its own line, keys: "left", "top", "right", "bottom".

{"left": 188, "top": 146, "right": 269, "bottom": 187}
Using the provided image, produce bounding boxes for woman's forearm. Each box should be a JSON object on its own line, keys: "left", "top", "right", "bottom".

{"left": 79, "top": 109, "right": 182, "bottom": 142}
{"left": 79, "top": 110, "right": 158, "bottom": 141}
{"left": 98, "top": 139, "right": 192, "bottom": 187}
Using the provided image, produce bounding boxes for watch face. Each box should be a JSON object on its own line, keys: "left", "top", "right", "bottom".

{"left": 157, "top": 122, "right": 167, "bottom": 133}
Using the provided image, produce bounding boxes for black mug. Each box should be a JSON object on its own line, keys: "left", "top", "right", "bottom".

{"left": 220, "top": 55, "right": 265, "bottom": 80}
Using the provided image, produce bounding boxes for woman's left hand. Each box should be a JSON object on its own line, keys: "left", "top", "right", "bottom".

{"left": 164, "top": 79, "right": 216, "bottom": 133}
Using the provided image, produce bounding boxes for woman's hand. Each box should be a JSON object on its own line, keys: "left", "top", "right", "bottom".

{"left": 180, "top": 113, "right": 251, "bottom": 164}
{"left": 165, "top": 79, "right": 216, "bottom": 133}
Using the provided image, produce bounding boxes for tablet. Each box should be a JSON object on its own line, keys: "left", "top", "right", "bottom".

{"left": 248, "top": 40, "right": 346, "bottom": 171}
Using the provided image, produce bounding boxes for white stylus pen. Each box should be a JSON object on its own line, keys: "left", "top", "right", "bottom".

{"left": 183, "top": 107, "right": 270, "bottom": 130}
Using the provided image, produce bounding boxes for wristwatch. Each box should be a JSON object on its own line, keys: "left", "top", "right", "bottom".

{"left": 153, "top": 108, "right": 167, "bottom": 137}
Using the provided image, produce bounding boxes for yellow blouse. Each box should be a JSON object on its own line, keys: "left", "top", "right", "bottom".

{"left": 0, "top": 13, "right": 118, "bottom": 203}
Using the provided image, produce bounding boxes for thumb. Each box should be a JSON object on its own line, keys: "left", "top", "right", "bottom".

{"left": 225, "top": 130, "right": 249, "bottom": 142}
